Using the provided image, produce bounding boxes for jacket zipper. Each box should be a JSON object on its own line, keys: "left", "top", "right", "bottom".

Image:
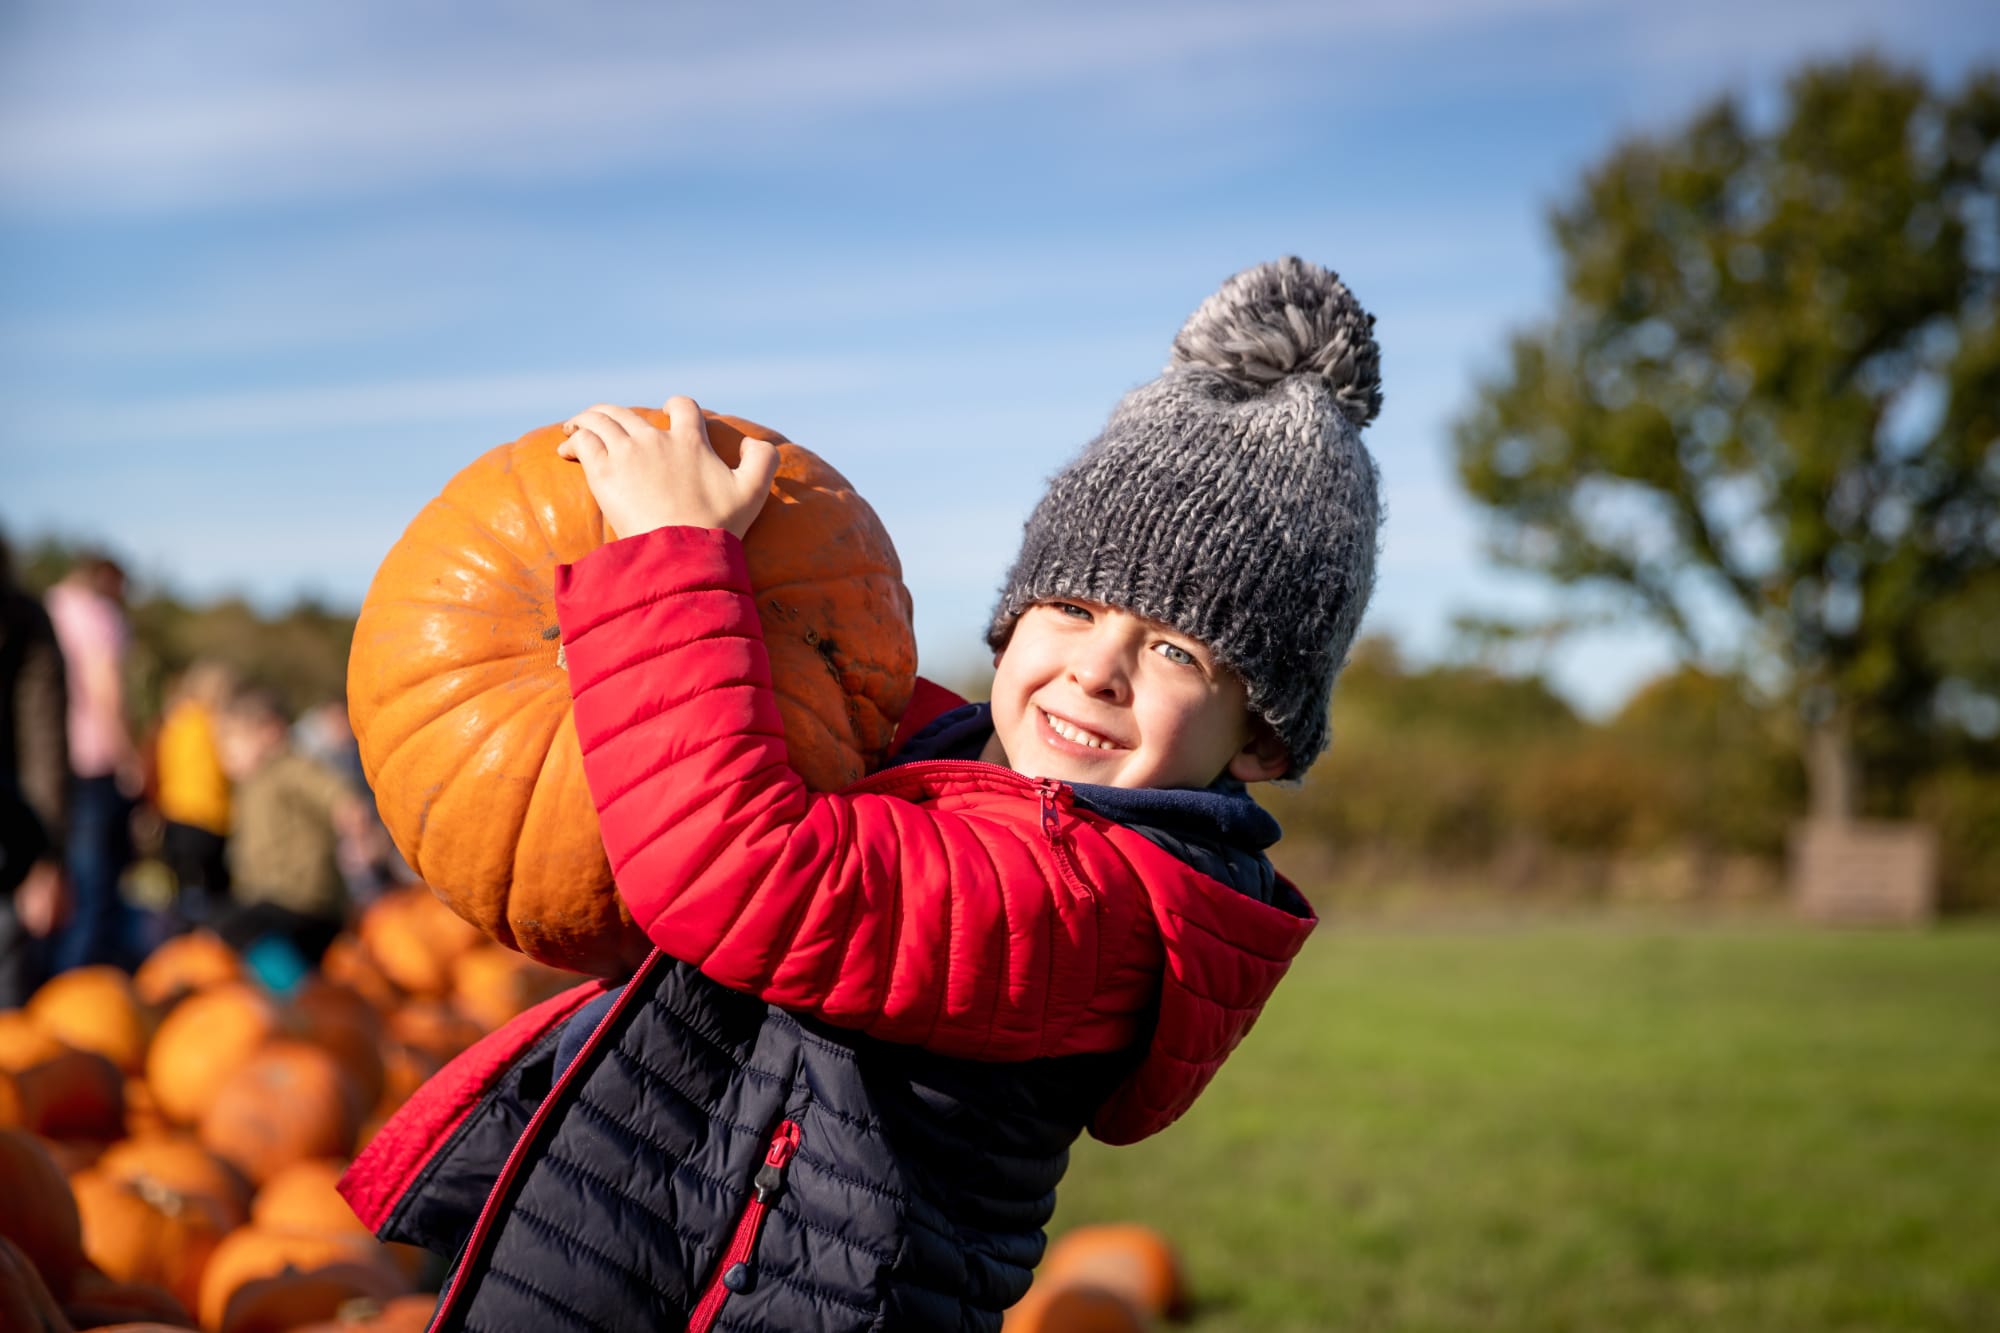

{"left": 686, "top": 1119, "right": 804, "bottom": 1333}
{"left": 428, "top": 949, "right": 664, "bottom": 1332}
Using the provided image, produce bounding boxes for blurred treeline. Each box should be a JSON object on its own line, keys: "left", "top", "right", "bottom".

{"left": 16, "top": 536, "right": 1999, "bottom": 911}
{"left": 1262, "top": 637, "right": 2000, "bottom": 912}
{"left": 13, "top": 537, "right": 353, "bottom": 722}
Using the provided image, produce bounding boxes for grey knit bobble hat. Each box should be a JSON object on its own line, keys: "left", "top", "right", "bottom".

{"left": 986, "top": 256, "right": 1383, "bottom": 778}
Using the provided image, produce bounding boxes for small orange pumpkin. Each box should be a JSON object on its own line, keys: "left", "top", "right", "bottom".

{"left": 60, "top": 1264, "right": 197, "bottom": 1329}
{"left": 145, "top": 982, "right": 284, "bottom": 1127}
{"left": 6, "top": 1049, "right": 126, "bottom": 1140}
{"left": 0, "top": 1008, "right": 66, "bottom": 1070}
{"left": 196, "top": 1230, "right": 397, "bottom": 1333}
{"left": 132, "top": 930, "right": 242, "bottom": 1008}
{"left": 370, "top": 1043, "right": 440, "bottom": 1121}
{"left": 97, "top": 1137, "right": 254, "bottom": 1231}
{"left": 28, "top": 967, "right": 153, "bottom": 1074}
{"left": 288, "top": 980, "right": 387, "bottom": 1116}
{"left": 1002, "top": 1281, "right": 1151, "bottom": 1333}
{"left": 451, "top": 945, "right": 576, "bottom": 1032}
{"left": 319, "top": 937, "right": 404, "bottom": 1014}
{"left": 1036, "top": 1224, "right": 1187, "bottom": 1320}
{"left": 123, "top": 1077, "right": 173, "bottom": 1140}
{"left": 347, "top": 406, "right": 915, "bottom": 977}
{"left": 383, "top": 1001, "right": 483, "bottom": 1068}
{"left": 198, "top": 1043, "right": 361, "bottom": 1185}
{"left": 250, "top": 1158, "right": 368, "bottom": 1237}
{"left": 0, "top": 1126, "right": 85, "bottom": 1298}
{"left": 355, "top": 887, "right": 483, "bottom": 998}
{"left": 69, "top": 1168, "right": 230, "bottom": 1315}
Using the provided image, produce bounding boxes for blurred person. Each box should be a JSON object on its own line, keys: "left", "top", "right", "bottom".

{"left": 43, "top": 551, "right": 138, "bottom": 972}
{"left": 153, "top": 658, "right": 239, "bottom": 926}
{"left": 215, "top": 684, "right": 373, "bottom": 983}
{"left": 293, "top": 696, "right": 404, "bottom": 904}
{"left": 0, "top": 535, "right": 71, "bottom": 1006}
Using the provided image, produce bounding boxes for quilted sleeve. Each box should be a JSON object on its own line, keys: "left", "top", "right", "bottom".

{"left": 555, "top": 526, "right": 1155, "bottom": 1063}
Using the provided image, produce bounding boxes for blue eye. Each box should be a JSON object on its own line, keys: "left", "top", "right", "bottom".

{"left": 1055, "top": 603, "right": 1093, "bottom": 620}
{"left": 1155, "top": 642, "right": 1196, "bottom": 666}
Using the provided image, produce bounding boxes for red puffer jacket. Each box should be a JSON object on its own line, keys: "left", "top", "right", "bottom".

{"left": 559, "top": 526, "right": 1317, "bottom": 1143}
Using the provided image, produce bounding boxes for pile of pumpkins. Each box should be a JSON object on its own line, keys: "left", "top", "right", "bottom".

{"left": 0, "top": 883, "right": 579, "bottom": 1333}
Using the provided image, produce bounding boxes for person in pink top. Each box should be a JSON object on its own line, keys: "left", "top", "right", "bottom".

{"left": 44, "top": 553, "right": 140, "bottom": 972}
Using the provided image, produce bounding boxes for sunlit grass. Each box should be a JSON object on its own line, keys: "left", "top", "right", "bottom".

{"left": 1048, "top": 919, "right": 2000, "bottom": 1332}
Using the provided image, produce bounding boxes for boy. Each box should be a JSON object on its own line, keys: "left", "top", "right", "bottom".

{"left": 342, "top": 257, "right": 1381, "bottom": 1332}
{"left": 214, "top": 684, "right": 373, "bottom": 974}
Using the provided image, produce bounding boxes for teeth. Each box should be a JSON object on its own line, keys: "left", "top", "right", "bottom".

{"left": 1043, "top": 710, "right": 1115, "bottom": 750}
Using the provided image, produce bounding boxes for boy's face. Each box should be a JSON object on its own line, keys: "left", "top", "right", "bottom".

{"left": 217, "top": 714, "right": 284, "bottom": 782}
{"left": 982, "top": 600, "right": 1286, "bottom": 789}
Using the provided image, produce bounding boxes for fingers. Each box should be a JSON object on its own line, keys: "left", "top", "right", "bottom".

{"left": 586, "top": 403, "right": 657, "bottom": 439}
{"left": 557, "top": 425, "right": 606, "bottom": 464}
{"left": 737, "top": 435, "right": 781, "bottom": 494}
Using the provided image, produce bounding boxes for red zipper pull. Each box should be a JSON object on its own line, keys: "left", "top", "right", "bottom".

{"left": 754, "top": 1119, "right": 802, "bottom": 1203}
{"left": 1034, "top": 777, "right": 1066, "bottom": 843}
{"left": 687, "top": 1119, "right": 804, "bottom": 1332}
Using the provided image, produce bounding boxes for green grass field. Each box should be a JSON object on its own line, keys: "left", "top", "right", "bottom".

{"left": 1045, "top": 919, "right": 2000, "bottom": 1332}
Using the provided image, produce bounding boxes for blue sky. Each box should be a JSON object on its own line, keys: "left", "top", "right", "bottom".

{"left": 2, "top": 1, "right": 1994, "bottom": 711}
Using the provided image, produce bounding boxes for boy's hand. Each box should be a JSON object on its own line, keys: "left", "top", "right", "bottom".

{"left": 557, "top": 396, "right": 779, "bottom": 541}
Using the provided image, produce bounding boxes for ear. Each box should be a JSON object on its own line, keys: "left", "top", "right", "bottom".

{"left": 1226, "top": 723, "right": 1289, "bottom": 783}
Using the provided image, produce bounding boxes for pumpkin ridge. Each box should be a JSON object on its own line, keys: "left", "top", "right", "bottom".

{"left": 499, "top": 435, "right": 571, "bottom": 569}
{"left": 384, "top": 517, "right": 541, "bottom": 596}
{"left": 411, "top": 688, "right": 572, "bottom": 878}
{"left": 426, "top": 488, "right": 560, "bottom": 572}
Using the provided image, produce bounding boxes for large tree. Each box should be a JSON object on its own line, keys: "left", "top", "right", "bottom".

{"left": 1454, "top": 56, "right": 2000, "bottom": 819}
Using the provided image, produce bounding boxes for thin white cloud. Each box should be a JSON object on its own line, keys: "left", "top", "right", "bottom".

{"left": 1, "top": 357, "right": 895, "bottom": 449}
{"left": 0, "top": 0, "right": 1604, "bottom": 215}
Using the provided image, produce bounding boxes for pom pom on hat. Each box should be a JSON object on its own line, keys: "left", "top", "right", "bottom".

{"left": 1169, "top": 255, "right": 1382, "bottom": 428}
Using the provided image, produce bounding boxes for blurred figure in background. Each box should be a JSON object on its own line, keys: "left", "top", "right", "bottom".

{"left": 215, "top": 684, "right": 371, "bottom": 987}
{"left": 43, "top": 552, "right": 138, "bottom": 972}
{"left": 0, "top": 535, "right": 71, "bottom": 1006}
{"left": 153, "top": 658, "right": 239, "bottom": 928}
{"left": 293, "top": 696, "right": 405, "bottom": 904}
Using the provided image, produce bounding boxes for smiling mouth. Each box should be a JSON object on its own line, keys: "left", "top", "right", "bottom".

{"left": 1040, "top": 708, "right": 1125, "bottom": 751}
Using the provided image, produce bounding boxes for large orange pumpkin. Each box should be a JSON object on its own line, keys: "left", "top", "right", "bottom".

{"left": 347, "top": 406, "right": 915, "bottom": 977}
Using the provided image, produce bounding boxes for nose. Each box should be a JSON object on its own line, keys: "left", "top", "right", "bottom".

{"left": 1068, "top": 623, "right": 1133, "bottom": 703}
